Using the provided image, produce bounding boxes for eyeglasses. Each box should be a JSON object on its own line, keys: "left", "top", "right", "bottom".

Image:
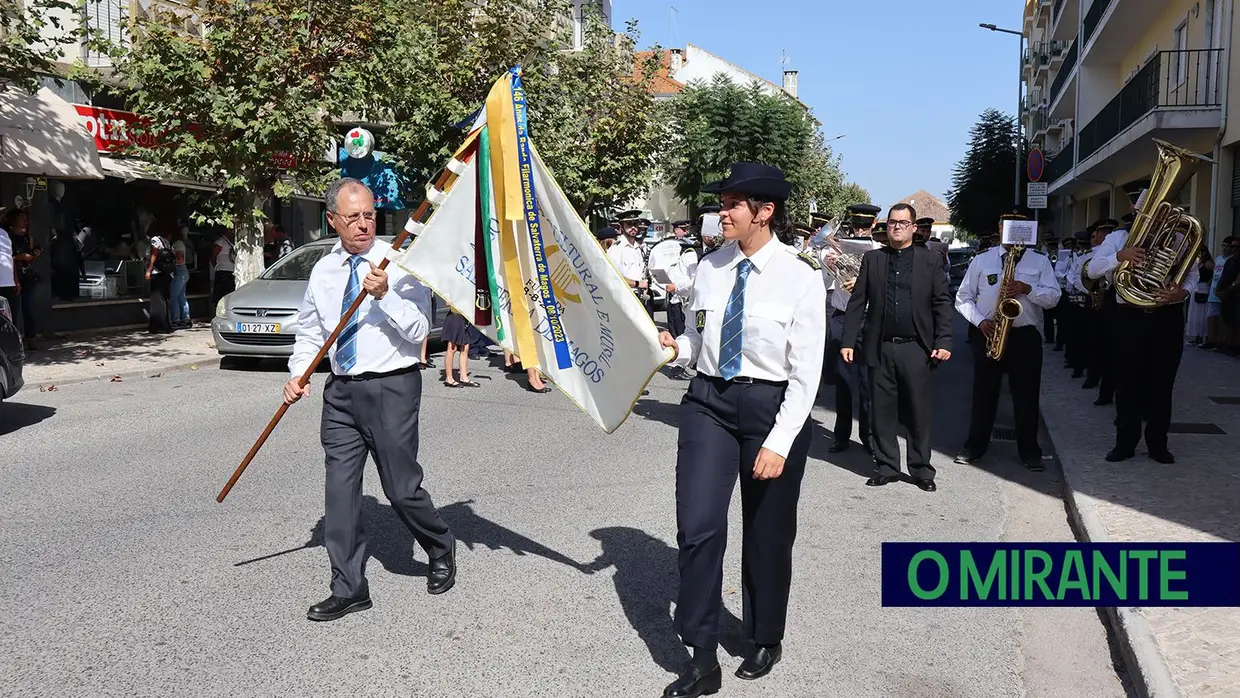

{"left": 887, "top": 219, "right": 915, "bottom": 229}
{"left": 334, "top": 211, "right": 376, "bottom": 226}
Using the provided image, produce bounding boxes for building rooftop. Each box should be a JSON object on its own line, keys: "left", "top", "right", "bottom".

{"left": 893, "top": 189, "right": 952, "bottom": 224}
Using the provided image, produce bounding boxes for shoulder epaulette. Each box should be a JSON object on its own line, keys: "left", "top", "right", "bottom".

{"left": 797, "top": 250, "right": 822, "bottom": 270}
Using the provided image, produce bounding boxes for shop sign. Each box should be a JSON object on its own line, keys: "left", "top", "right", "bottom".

{"left": 74, "top": 104, "right": 158, "bottom": 152}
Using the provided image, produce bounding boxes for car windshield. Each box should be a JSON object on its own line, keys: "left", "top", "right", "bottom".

{"left": 261, "top": 245, "right": 331, "bottom": 281}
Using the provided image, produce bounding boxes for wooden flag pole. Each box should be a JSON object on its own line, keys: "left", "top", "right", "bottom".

{"left": 216, "top": 161, "right": 466, "bottom": 504}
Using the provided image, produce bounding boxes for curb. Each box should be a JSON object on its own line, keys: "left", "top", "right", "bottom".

{"left": 29, "top": 356, "right": 223, "bottom": 390}
{"left": 1040, "top": 409, "right": 1182, "bottom": 698}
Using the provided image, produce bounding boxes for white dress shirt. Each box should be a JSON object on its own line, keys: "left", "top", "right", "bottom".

{"left": 1084, "top": 229, "right": 1198, "bottom": 304}
{"left": 1053, "top": 252, "right": 1074, "bottom": 290}
{"left": 0, "top": 228, "right": 15, "bottom": 288}
{"left": 671, "top": 238, "right": 827, "bottom": 458}
{"left": 666, "top": 245, "right": 699, "bottom": 305}
{"left": 819, "top": 238, "right": 882, "bottom": 312}
{"left": 1068, "top": 248, "right": 1098, "bottom": 295}
{"left": 290, "top": 239, "right": 431, "bottom": 378}
{"left": 955, "top": 246, "right": 1062, "bottom": 335}
{"left": 606, "top": 235, "right": 646, "bottom": 285}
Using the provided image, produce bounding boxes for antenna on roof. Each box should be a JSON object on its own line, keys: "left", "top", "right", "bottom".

{"left": 781, "top": 49, "right": 789, "bottom": 69}
{"left": 670, "top": 6, "right": 681, "bottom": 49}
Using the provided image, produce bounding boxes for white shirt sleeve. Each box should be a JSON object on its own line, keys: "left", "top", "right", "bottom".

{"left": 673, "top": 283, "right": 703, "bottom": 369}
{"left": 954, "top": 256, "right": 986, "bottom": 327}
{"left": 289, "top": 282, "right": 327, "bottom": 379}
{"left": 1025, "top": 255, "right": 1063, "bottom": 309}
{"left": 376, "top": 272, "right": 431, "bottom": 345}
{"left": 1086, "top": 231, "right": 1125, "bottom": 279}
{"left": 761, "top": 276, "right": 829, "bottom": 459}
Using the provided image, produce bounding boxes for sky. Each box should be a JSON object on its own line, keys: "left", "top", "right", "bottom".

{"left": 614, "top": 0, "right": 1024, "bottom": 211}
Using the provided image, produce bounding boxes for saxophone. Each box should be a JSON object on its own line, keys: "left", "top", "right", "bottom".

{"left": 985, "top": 246, "right": 1025, "bottom": 360}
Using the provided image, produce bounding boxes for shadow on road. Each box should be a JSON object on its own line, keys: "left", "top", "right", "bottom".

{"left": 0, "top": 402, "right": 56, "bottom": 436}
{"left": 584, "top": 526, "right": 745, "bottom": 674}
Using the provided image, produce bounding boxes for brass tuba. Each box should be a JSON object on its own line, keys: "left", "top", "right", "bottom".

{"left": 1113, "top": 140, "right": 1208, "bottom": 307}
{"left": 986, "top": 245, "right": 1025, "bottom": 360}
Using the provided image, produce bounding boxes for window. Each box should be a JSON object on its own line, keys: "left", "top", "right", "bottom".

{"left": 1174, "top": 20, "right": 1189, "bottom": 84}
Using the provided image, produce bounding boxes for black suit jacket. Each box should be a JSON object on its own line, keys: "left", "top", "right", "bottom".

{"left": 841, "top": 245, "right": 954, "bottom": 367}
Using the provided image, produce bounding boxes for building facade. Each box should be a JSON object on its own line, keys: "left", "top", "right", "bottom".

{"left": 1022, "top": 0, "right": 1231, "bottom": 250}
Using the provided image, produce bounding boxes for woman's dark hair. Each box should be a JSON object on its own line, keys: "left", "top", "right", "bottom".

{"left": 1, "top": 207, "right": 27, "bottom": 231}
{"left": 746, "top": 197, "right": 795, "bottom": 245}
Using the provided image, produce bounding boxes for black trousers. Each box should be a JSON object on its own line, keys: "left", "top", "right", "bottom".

{"left": 674, "top": 375, "right": 812, "bottom": 652}
{"left": 963, "top": 325, "right": 1043, "bottom": 459}
{"left": 1053, "top": 293, "right": 1072, "bottom": 350}
{"left": 1113, "top": 304, "right": 1185, "bottom": 452}
{"left": 667, "top": 301, "right": 686, "bottom": 338}
{"left": 1043, "top": 303, "right": 1057, "bottom": 344}
{"left": 321, "top": 368, "right": 454, "bottom": 598}
{"left": 829, "top": 311, "right": 870, "bottom": 445}
{"left": 148, "top": 273, "right": 172, "bottom": 334}
{"left": 869, "top": 339, "right": 935, "bottom": 481}
{"left": 1094, "top": 293, "right": 1117, "bottom": 402}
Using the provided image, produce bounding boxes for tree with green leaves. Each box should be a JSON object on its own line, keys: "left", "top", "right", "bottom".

{"left": 660, "top": 74, "right": 849, "bottom": 223}
{"left": 946, "top": 108, "right": 1027, "bottom": 238}
{"left": 1, "top": 0, "right": 109, "bottom": 94}
{"left": 356, "top": 0, "right": 661, "bottom": 220}
{"left": 114, "top": 0, "right": 385, "bottom": 285}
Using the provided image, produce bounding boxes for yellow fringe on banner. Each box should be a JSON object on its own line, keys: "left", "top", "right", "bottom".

{"left": 485, "top": 74, "right": 540, "bottom": 369}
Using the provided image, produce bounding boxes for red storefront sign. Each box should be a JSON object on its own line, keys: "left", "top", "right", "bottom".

{"left": 74, "top": 104, "right": 158, "bottom": 153}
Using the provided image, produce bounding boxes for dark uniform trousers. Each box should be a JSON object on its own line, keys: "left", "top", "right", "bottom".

{"left": 1112, "top": 303, "right": 1185, "bottom": 452}
{"left": 675, "top": 375, "right": 812, "bottom": 652}
{"left": 963, "top": 324, "right": 1043, "bottom": 459}
{"left": 829, "top": 310, "right": 870, "bottom": 445}
{"left": 667, "top": 300, "right": 687, "bottom": 338}
{"left": 869, "top": 338, "right": 935, "bottom": 482}
{"left": 322, "top": 367, "right": 454, "bottom": 599}
{"left": 1053, "top": 292, "right": 1073, "bottom": 352}
{"left": 1090, "top": 291, "right": 1117, "bottom": 402}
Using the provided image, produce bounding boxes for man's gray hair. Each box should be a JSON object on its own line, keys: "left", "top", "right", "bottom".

{"left": 325, "top": 177, "right": 372, "bottom": 213}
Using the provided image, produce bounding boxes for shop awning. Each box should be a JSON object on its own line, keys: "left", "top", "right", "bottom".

{"left": 0, "top": 87, "right": 105, "bottom": 179}
{"left": 99, "top": 155, "right": 219, "bottom": 192}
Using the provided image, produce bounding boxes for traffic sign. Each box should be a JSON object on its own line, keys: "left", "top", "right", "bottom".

{"left": 1027, "top": 182, "right": 1048, "bottom": 197}
{"left": 1028, "top": 149, "right": 1045, "bottom": 182}
{"left": 1028, "top": 195, "right": 1048, "bottom": 209}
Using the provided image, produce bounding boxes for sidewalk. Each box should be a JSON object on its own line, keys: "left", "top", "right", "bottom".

{"left": 21, "top": 325, "right": 222, "bottom": 388}
{"left": 1040, "top": 340, "right": 1240, "bottom": 697}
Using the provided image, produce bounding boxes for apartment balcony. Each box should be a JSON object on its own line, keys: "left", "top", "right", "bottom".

{"left": 1057, "top": 49, "right": 1222, "bottom": 192}
{"left": 1030, "top": 107, "right": 1051, "bottom": 138}
{"left": 1049, "top": 0, "right": 1077, "bottom": 41}
{"left": 1079, "top": 0, "right": 1113, "bottom": 56}
{"left": 1081, "top": 0, "right": 1165, "bottom": 63}
{"left": 83, "top": 0, "right": 202, "bottom": 67}
{"left": 1044, "top": 138, "right": 1075, "bottom": 187}
{"left": 1048, "top": 37, "right": 1078, "bottom": 117}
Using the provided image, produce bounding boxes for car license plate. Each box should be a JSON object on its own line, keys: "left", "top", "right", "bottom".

{"left": 236, "top": 322, "right": 280, "bottom": 333}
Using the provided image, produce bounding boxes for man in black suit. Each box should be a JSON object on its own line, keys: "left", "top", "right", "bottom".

{"left": 840, "top": 203, "right": 954, "bottom": 492}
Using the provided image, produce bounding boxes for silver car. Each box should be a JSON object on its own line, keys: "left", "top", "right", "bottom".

{"left": 211, "top": 236, "right": 448, "bottom": 360}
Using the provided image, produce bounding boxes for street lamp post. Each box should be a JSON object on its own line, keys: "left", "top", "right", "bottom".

{"left": 980, "top": 23, "right": 1025, "bottom": 209}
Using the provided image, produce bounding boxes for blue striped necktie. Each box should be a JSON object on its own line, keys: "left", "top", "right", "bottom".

{"left": 336, "top": 255, "right": 365, "bottom": 373}
{"left": 719, "top": 259, "right": 753, "bottom": 380}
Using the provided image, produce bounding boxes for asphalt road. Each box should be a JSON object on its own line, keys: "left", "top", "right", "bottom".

{"left": 0, "top": 316, "right": 1130, "bottom": 697}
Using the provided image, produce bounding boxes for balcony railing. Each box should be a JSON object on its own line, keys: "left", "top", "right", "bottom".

{"left": 1078, "top": 49, "right": 1223, "bottom": 162}
{"left": 1030, "top": 108, "right": 1051, "bottom": 135}
{"left": 1045, "top": 138, "right": 1074, "bottom": 184}
{"left": 1053, "top": 0, "right": 1066, "bottom": 26}
{"left": 1082, "top": 0, "right": 1113, "bottom": 48}
{"left": 1049, "top": 38, "right": 1078, "bottom": 104}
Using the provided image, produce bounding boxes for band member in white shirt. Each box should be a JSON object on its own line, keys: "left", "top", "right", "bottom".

{"left": 660, "top": 219, "right": 700, "bottom": 378}
{"left": 1084, "top": 208, "right": 1199, "bottom": 464}
{"left": 607, "top": 209, "right": 650, "bottom": 312}
{"left": 953, "top": 213, "right": 1062, "bottom": 471}
{"left": 657, "top": 162, "right": 826, "bottom": 697}
{"left": 285, "top": 178, "right": 455, "bottom": 622}
{"left": 1069, "top": 222, "right": 1119, "bottom": 405}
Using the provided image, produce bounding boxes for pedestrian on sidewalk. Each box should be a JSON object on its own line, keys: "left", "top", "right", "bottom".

{"left": 1084, "top": 212, "right": 1199, "bottom": 463}
{"left": 952, "top": 212, "right": 1062, "bottom": 471}
{"left": 658, "top": 162, "right": 826, "bottom": 697}
{"left": 440, "top": 310, "right": 479, "bottom": 388}
{"left": 170, "top": 227, "right": 192, "bottom": 328}
{"left": 284, "top": 177, "right": 456, "bottom": 622}
{"left": 1187, "top": 247, "right": 1213, "bottom": 345}
{"left": 211, "top": 230, "right": 236, "bottom": 307}
{"left": 842, "top": 202, "right": 954, "bottom": 492}
{"left": 145, "top": 229, "right": 174, "bottom": 334}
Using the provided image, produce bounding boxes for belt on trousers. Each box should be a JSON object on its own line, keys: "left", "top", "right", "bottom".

{"left": 700, "top": 374, "right": 788, "bottom": 388}
{"left": 333, "top": 363, "right": 420, "bottom": 382}
{"left": 884, "top": 336, "right": 918, "bottom": 344}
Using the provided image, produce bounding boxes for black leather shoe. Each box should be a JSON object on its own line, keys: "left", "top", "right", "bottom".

{"left": 427, "top": 545, "right": 456, "bottom": 595}
{"left": 865, "top": 475, "right": 899, "bottom": 487}
{"left": 1071, "top": 369, "right": 1084, "bottom": 378}
{"left": 828, "top": 442, "right": 850, "bottom": 453}
{"left": 307, "top": 594, "right": 372, "bottom": 621}
{"left": 662, "top": 664, "right": 722, "bottom": 698}
{"left": 1105, "top": 448, "right": 1134, "bottom": 462}
{"left": 914, "top": 479, "right": 937, "bottom": 492}
{"left": 1094, "top": 396, "right": 1113, "bottom": 406}
{"left": 1149, "top": 449, "right": 1175, "bottom": 464}
{"left": 735, "top": 644, "right": 782, "bottom": 680}
{"left": 1023, "top": 455, "right": 1045, "bottom": 472}
{"left": 1082, "top": 379, "right": 1099, "bottom": 389}
{"left": 953, "top": 451, "right": 981, "bottom": 465}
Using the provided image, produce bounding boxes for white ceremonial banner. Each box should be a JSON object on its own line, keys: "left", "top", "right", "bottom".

{"left": 1002, "top": 219, "right": 1038, "bottom": 246}
{"left": 393, "top": 150, "right": 671, "bottom": 433}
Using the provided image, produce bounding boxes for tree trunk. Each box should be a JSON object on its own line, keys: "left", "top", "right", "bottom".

{"left": 232, "top": 194, "right": 266, "bottom": 286}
